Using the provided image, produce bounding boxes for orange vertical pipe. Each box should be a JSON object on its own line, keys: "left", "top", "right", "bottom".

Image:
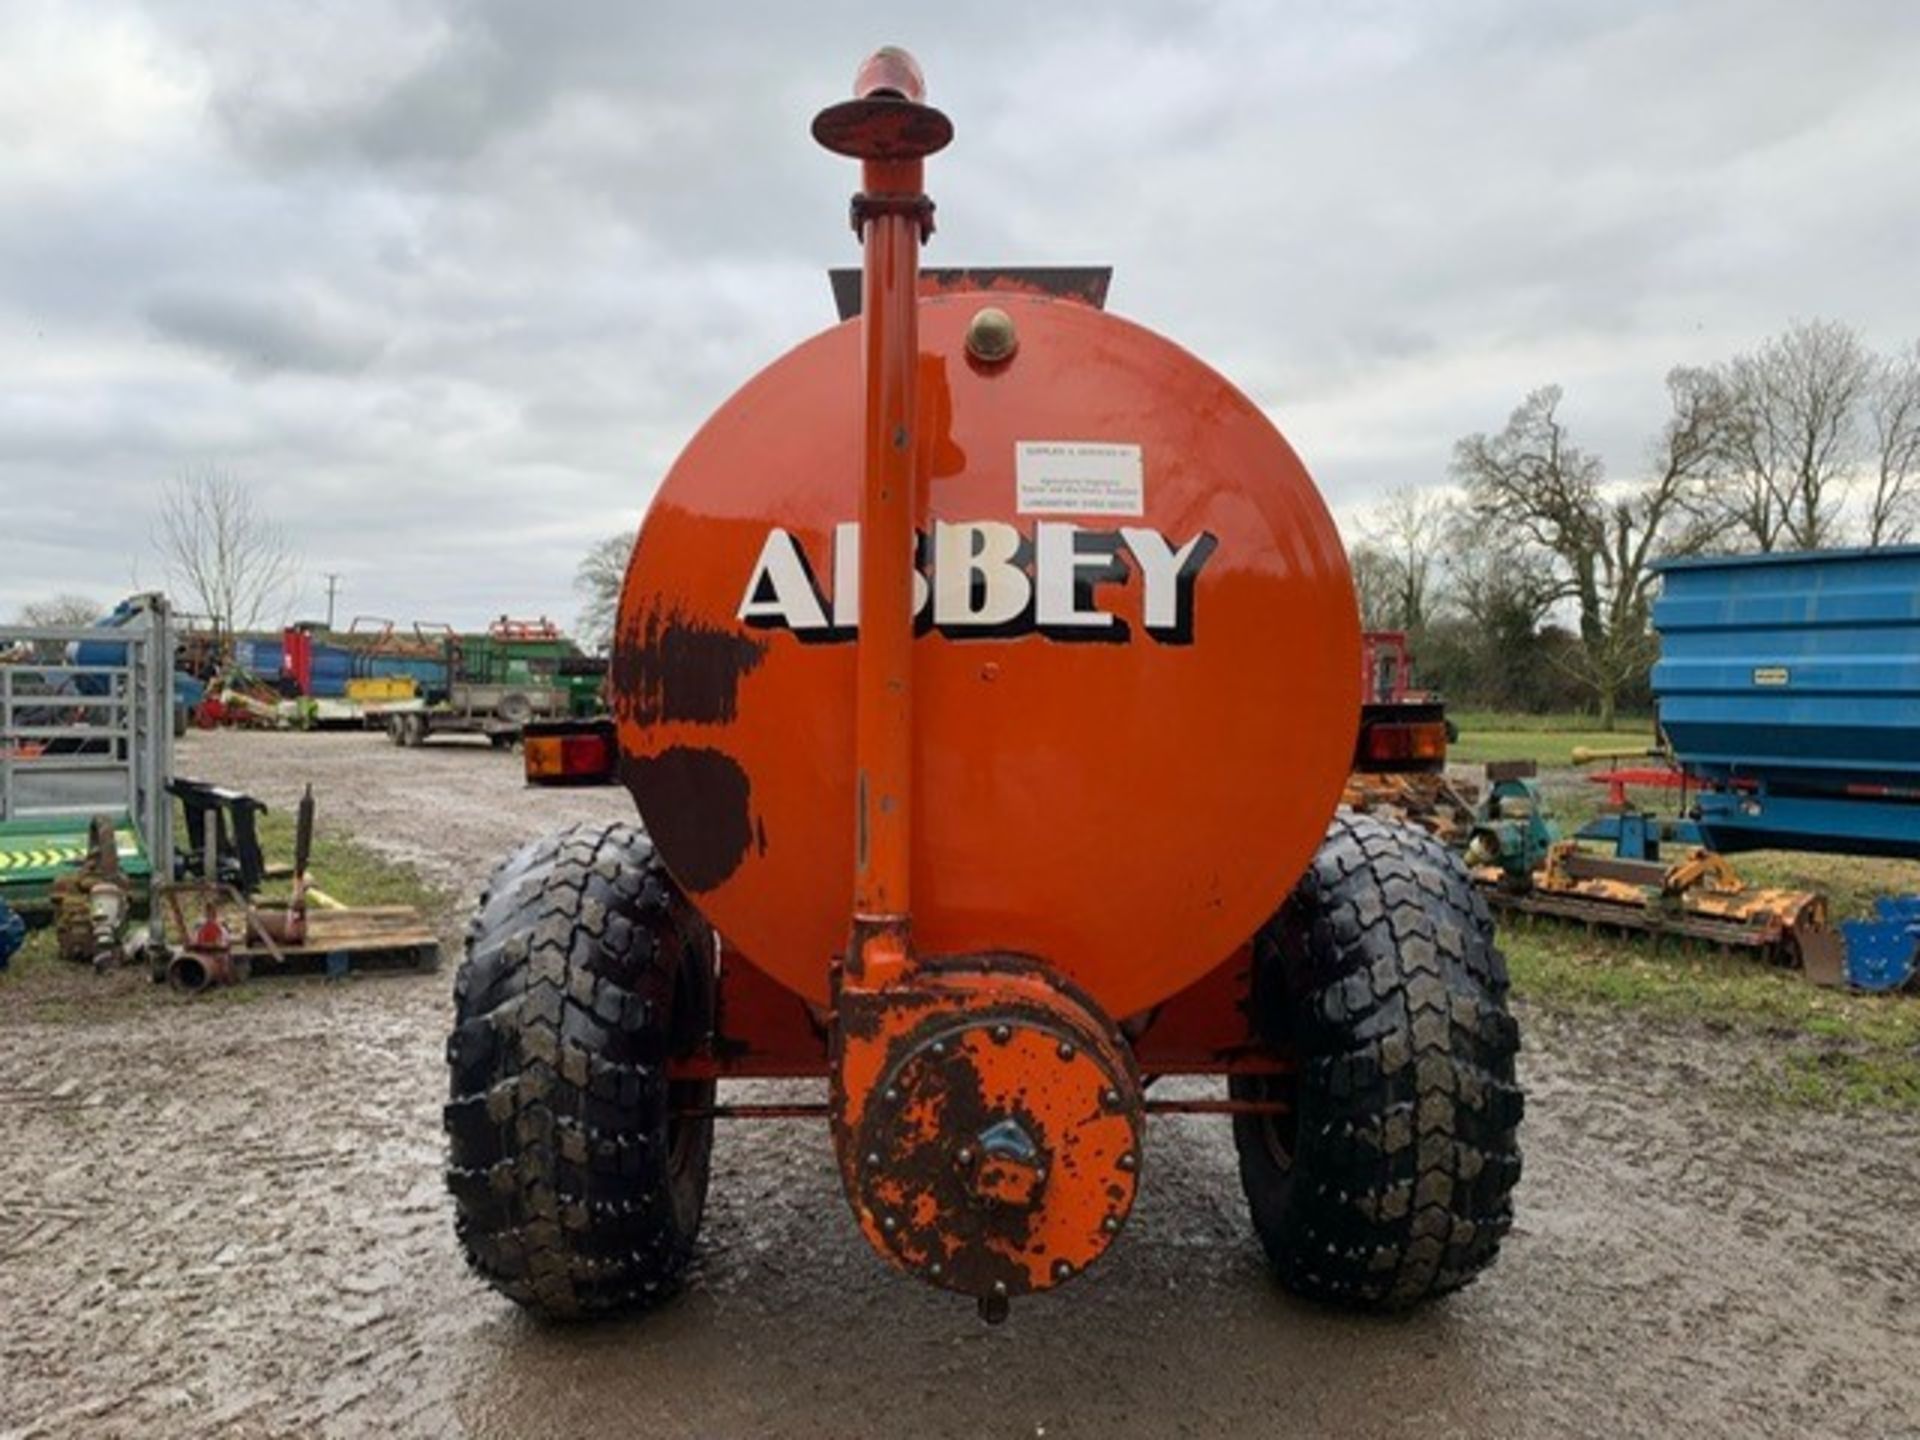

{"left": 812, "top": 48, "right": 950, "bottom": 987}
{"left": 850, "top": 152, "right": 922, "bottom": 983}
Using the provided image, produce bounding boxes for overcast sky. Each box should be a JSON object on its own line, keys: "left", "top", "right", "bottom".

{"left": 4, "top": 0, "right": 1916, "bottom": 631}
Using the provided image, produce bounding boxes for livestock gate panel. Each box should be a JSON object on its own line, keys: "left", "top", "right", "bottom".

{"left": 0, "top": 595, "right": 174, "bottom": 900}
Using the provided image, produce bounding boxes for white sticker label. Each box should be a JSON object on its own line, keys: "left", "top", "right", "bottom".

{"left": 1016, "top": 441, "right": 1145, "bottom": 517}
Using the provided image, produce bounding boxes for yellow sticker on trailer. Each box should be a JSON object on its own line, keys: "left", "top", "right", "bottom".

{"left": 1752, "top": 666, "right": 1790, "bottom": 686}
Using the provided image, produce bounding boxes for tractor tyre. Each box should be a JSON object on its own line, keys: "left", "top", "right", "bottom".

{"left": 445, "top": 821, "right": 717, "bottom": 1319}
{"left": 1231, "top": 810, "right": 1522, "bottom": 1310}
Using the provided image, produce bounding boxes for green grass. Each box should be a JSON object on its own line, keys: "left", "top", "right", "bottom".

{"left": 1466, "top": 721, "right": 1920, "bottom": 1112}
{"left": 1449, "top": 709, "right": 1655, "bottom": 734}
{"left": 1449, "top": 710, "right": 1657, "bottom": 769}
{"left": 254, "top": 809, "right": 440, "bottom": 915}
{"left": 1503, "top": 904, "right": 1920, "bottom": 1113}
{"left": 0, "top": 810, "right": 445, "bottom": 1022}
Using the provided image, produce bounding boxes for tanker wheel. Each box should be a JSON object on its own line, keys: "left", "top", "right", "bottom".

{"left": 1231, "top": 811, "right": 1523, "bottom": 1310}
{"left": 445, "top": 821, "right": 717, "bottom": 1319}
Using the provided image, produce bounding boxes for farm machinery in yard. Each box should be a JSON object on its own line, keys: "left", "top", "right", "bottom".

{"left": 443, "top": 50, "right": 1521, "bottom": 1325}
{"left": 1461, "top": 545, "right": 1920, "bottom": 992}
{"left": 1464, "top": 762, "right": 1839, "bottom": 976}
{"left": 1342, "top": 630, "right": 1475, "bottom": 843}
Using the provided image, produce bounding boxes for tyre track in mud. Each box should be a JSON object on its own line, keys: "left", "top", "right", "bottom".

{"left": 1, "top": 730, "right": 1916, "bottom": 1439}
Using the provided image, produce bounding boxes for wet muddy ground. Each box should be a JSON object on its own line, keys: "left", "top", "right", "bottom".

{"left": 2, "top": 730, "right": 1917, "bottom": 1438}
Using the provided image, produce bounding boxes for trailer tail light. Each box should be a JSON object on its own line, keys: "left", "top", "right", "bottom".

{"left": 524, "top": 728, "right": 614, "bottom": 784}
{"left": 1359, "top": 719, "right": 1449, "bottom": 767}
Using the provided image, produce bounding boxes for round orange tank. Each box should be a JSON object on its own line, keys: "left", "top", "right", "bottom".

{"left": 616, "top": 291, "right": 1359, "bottom": 1019}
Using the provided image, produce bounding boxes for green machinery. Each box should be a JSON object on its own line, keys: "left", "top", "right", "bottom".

{"left": 1463, "top": 761, "right": 1559, "bottom": 886}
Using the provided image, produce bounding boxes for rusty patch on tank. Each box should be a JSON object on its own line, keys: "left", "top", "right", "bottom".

{"left": 612, "top": 604, "right": 766, "bottom": 728}
{"left": 623, "top": 746, "right": 755, "bottom": 893}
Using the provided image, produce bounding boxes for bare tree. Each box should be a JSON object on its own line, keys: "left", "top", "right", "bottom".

{"left": 1454, "top": 375, "right": 1719, "bottom": 727}
{"left": 574, "top": 531, "right": 635, "bottom": 654}
{"left": 1344, "top": 541, "right": 1401, "bottom": 631}
{"left": 1444, "top": 507, "right": 1560, "bottom": 638}
{"left": 1708, "top": 320, "right": 1873, "bottom": 551}
{"left": 1868, "top": 342, "right": 1920, "bottom": 546}
{"left": 156, "top": 468, "right": 296, "bottom": 632}
{"left": 15, "top": 594, "right": 105, "bottom": 627}
{"left": 1360, "top": 485, "right": 1450, "bottom": 630}
{"left": 1453, "top": 386, "right": 1602, "bottom": 635}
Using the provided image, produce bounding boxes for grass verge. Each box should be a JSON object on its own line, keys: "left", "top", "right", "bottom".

{"left": 1449, "top": 710, "right": 1657, "bottom": 769}
{"left": 0, "top": 811, "right": 446, "bottom": 1023}
{"left": 1503, "top": 921, "right": 1920, "bottom": 1112}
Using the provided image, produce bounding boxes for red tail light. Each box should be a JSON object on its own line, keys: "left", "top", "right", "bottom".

{"left": 525, "top": 730, "right": 613, "bottom": 782}
{"left": 1359, "top": 720, "right": 1449, "bottom": 767}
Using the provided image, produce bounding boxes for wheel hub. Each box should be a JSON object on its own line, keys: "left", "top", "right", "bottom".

{"left": 832, "top": 959, "right": 1143, "bottom": 1308}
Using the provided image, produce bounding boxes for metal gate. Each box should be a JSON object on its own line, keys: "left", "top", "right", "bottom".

{"left": 0, "top": 594, "right": 175, "bottom": 892}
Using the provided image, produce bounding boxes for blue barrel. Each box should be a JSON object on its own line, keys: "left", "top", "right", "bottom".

{"left": 234, "top": 636, "right": 285, "bottom": 677}
{"left": 1652, "top": 545, "right": 1920, "bottom": 857}
{"left": 303, "top": 641, "right": 353, "bottom": 697}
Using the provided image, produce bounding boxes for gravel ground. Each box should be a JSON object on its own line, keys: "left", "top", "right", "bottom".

{"left": 2, "top": 728, "right": 1917, "bottom": 1439}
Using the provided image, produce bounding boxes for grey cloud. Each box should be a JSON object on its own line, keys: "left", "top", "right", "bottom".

{"left": 144, "top": 285, "right": 389, "bottom": 376}
{"left": 3, "top": 0, "right": 1918, "bottom": 625}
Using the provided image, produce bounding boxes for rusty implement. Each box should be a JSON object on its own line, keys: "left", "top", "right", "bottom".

{"left": 1477, "top": 839, "right": 1832, "bottom": 967}
{"left": 155, "top": 786, "right": 438, "bottom": 991}
{"left": 50, "top": 813, "right": 132, "bottom": 971}
{"left": 1341, "top": 771, "right": 1477, "bottom": 846}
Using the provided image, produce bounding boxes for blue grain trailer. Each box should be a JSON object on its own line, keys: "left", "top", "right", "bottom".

{"left": 1649, "top": 546, "right": 1920, "bottom": 989}
{"left": 1652, "top": 545, "right": 1920, "bottom": 860}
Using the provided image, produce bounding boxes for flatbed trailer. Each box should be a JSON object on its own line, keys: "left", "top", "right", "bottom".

{"left": 377, "top": 682, "right": 569, "bottom": 748}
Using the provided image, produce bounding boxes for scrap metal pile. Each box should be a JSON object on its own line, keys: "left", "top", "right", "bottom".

{"left": 45, "top": 782, "right": 438, "bottom": 993}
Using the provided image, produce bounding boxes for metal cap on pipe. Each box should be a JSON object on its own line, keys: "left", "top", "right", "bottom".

{"left": 812, "top": 46, "right": 953, "bottom": 161}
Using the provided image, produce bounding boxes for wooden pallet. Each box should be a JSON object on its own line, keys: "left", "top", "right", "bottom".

{"left": 239, "top": 905, "right": 441, "bottom": 977}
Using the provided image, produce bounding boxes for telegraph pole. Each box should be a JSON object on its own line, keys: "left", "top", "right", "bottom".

{"left": 323, "top": 573, "right": 341, "bottom": 630}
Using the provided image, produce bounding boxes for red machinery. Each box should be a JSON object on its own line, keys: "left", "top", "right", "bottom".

{"left": 444, "top": 50, "right": 1520, "bottom": 1324}
{"left": 1361, "top": 629, "right": 1414, "bottom": 703}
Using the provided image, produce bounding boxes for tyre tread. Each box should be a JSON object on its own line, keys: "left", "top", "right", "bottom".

{"left": 1234, "top": 810, "right": 1523, "bottom": 1309}
{"left": 445, "top": 821, "right": 711, "bottom": 1319}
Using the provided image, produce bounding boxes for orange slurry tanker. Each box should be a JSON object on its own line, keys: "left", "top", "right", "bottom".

{"left": 444, "top": 49, "right": 1522, "bottom": 1324}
